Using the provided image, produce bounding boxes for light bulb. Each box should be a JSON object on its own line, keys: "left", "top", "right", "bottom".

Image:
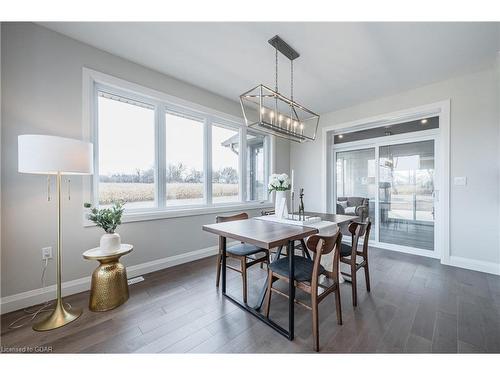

{"left": 299, "top": 123, "right": 304, "bottom": 130}
{"left": 421, "top": 118, "right": 428, "bottom": 124}
{"left": 270, "top": 111, "right": 275, "bottom": 119}
{"left": 293, "top": 121, "right": 298, "bottom": 128}
{"left": 278, "top": 114, "right": 283, "bottom": 121}
{"left": 338, "top": 134, "right": 344, "bottom": 139}
{"left": 286, "top": 118, "right": 291, "bottom": 125}
{"left": 260, "top": 107, "right": 266, "bottom": 115}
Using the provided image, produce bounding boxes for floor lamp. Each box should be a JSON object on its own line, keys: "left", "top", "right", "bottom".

{"left": 18, "top": 135, "right": 93, "bottom": 331}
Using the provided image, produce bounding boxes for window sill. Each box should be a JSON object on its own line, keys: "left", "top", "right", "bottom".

{"left": 83, "top": 201, "right": 274, "bottom": 227}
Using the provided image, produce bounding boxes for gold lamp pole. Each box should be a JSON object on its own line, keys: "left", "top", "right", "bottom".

{"left": 18, "top": 135, "right": 93, "bottom": 331}
{"left": 33, "top": 172, "right": 82, "bottom": 331}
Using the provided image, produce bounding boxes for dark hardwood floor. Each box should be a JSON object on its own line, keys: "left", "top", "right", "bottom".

{"left": 1, "top": 247, "right": 500, "bottom": 353}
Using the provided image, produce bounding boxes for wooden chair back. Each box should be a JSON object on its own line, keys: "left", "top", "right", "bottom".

{"left": 347, "top": 218, "right": 371, "bottom": 257}
{"left": 305, "top": 230, "right": 343, "bottom": 283}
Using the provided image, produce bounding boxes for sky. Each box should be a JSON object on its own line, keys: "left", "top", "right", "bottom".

{"left": 98, "top": 96, "right": 238, "bottom": 175}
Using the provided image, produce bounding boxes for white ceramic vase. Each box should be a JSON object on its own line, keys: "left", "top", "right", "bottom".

{"left": 100, "top": 232, "right": 121, "bottom": 252}
{"left": 274, "top": 190, "right": 289, "bottom": 218}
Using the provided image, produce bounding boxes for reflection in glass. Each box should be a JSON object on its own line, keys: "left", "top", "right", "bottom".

{"left": 212, "top": 125, "right": 239, "bottom": 203}
{"left": 379, "top": 140, "right": 435, "bottom": 250}
{"left": 335, "top": 148, "right": 376, "bottom": 227}
{"left": 246, "top": 132, "right": 266, "bottom": 201}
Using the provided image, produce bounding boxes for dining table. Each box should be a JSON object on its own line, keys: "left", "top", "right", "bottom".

{"left": 202, "top": 211, "right": 358, "bottom": 340}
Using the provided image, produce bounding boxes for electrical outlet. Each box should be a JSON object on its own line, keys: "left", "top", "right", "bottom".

{"left": 41, "top": 247, "right": 53, "bottom": 260}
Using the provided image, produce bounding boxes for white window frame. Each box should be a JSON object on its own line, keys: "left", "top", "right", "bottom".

{"left": 82, "top": 68, "right": 273, "bottom": 224}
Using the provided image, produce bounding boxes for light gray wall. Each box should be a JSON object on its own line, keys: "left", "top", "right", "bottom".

{"left": 0, "top": 22, "right": 290, "bottom": 297}
{"left": 0, "top": 23, "right": 2, "bottom": 297}
{"left": 291, "top": 66, "right": 500, "bottom": 266}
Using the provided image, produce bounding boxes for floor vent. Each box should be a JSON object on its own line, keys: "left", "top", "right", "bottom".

{"left": 127, "top": 276, "right": 145, "bottom": 285}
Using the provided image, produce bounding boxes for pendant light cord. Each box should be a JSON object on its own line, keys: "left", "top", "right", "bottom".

{"left": 275, "top": 47, "right": 278, "bottom": 93}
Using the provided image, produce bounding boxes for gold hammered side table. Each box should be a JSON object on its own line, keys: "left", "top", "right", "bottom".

{"left": 83, "top": 244, "right": 133, "bottom": 312}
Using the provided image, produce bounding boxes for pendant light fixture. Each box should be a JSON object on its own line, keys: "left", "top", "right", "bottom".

{"left": 240, "top": 35, "right": 320, "bottom": 143}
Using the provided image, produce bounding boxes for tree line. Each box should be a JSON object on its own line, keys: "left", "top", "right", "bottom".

{"left": 100, "top": 163, "right": 238, "bottom": 184}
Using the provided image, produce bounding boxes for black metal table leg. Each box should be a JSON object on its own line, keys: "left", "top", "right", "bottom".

{"left": 300, "top": 239, "right": 311, "bottom": 260}
{"left": 220, "top": 240, "right": 295, "bottom": 341}
{"left": 221, "top": 236, "right": 226, "bottom": 294}
{"left": 288, "top": 240, "right": 295, "bottom": 340}
{"left": 254, "top": 245, "right": 284, "bottom": 310}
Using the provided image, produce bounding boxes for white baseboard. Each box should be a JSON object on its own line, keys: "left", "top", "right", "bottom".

{"left": 442, "top": 255, "right": 500, "bottom": 276}
{"left": 0, "top": 242, "right": 235, "bottom": 315}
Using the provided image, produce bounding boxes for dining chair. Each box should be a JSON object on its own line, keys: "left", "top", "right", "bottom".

{"left": 215, "top": 213, "right": 269, "bottom": 304}
{"left": 264, "top": 230, "right": 343, "bottom": 352}
{"left": 259, "top": 209, "right": 310, "bottom": 262}
{"left": 339, "top": 219, "right": 372, "bottom": 307}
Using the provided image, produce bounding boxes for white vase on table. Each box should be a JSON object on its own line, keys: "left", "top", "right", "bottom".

{"left": 274, "top": 190, "right": 289, "bottom": 218}
{"left": 100, "top": 232, "right": 121, "bottom": 253}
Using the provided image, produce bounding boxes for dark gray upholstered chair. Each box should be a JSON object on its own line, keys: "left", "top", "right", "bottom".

{"left": 215, "top": 213, "right": 269, "bottom": 304}
{"left": 264, "top": 230, "right": 343, "bottom": 352}
{"left": 336, "top": 196, "right": 369, "bottom": 222}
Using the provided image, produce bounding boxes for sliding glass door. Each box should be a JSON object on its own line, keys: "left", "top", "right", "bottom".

{"left": 379, "top": 140, "right": 435, "bottom": 250}
{"left": 334, "top": 136, "right": 438, "bottom": 257}
{"left": 335, "top": 148, "right": 376, "bottom": 232}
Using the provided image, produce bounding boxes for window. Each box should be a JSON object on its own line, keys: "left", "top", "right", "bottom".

{"left": 89, "top": 74, "right": 272, "bottom": 218}
{"left": 212, "top": 124, "right": 239, "bottom": 204}
{"left": 165, "top": 112, "right": 205, "bottom": 207}
{"left": 97, "top": 93, "right": 156, "bottom": 208}
{"left": 246, "top": 131, "right": 266, "bottom": 201}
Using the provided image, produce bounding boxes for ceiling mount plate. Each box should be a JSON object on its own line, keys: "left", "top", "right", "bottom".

{"left": 268, "top": 35, "right": 300, "bottom": 61}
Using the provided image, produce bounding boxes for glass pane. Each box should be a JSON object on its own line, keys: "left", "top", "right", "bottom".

{"left": 335, "top": 148, "right": 376, "bottom": 228}
{"left": 212, "top": 124, "right": 239, "bottom": 204}
{"left": 379, "top": 140, "right": 435, "bottom": 250}
{"left": 98, "top": 94, "right": 155, "bottom": 209}
{"left": 246, "top": 132, "right": 266, "bottom": 201}
{"left": 165, "top": 113, "right": 204, "bottom": 206}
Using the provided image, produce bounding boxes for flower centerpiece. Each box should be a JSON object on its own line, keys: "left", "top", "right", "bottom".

{"left": 268, "top": 173, "right": 291, "bottom": 217}
{"left": 84, "top": 201, "right": 125, "bottom": 253}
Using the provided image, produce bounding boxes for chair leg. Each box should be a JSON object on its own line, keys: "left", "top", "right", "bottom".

{"left": 215, "top": 250, "right": 222, "bottom": 288}
{"left": 311, "top": 296, "right": 319, "bottom": 352}
{"left": 364, "top": 261, "right": 371, "bottom": 292}
{"left": 260, "top": 250, "right": 270, "bottom": 269}
{"left": 264, "top": 270, "right": 274, "bottom": 318}
{"left": 335, "top": 287, "right": 342, "bottom": 325}
{"left": 241, "top": 259, "right": 248, "bottom": 304}
{"left": 351, "top": 262, "right": 357, "bottom": 307}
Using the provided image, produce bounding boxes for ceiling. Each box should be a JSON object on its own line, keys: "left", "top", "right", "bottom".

{"left": 39, "top": 22, "right": 499, "bottom": 114}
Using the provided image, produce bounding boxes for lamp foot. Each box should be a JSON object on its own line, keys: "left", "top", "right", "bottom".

{"left": 32, "top": 300, "right": 82, "bottom": 331}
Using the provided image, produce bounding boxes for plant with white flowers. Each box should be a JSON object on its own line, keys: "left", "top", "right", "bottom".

{"left": 268, "top": 173, "right": 291, "bottom": 193}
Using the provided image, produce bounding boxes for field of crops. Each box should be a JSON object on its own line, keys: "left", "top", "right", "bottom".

{"left": 99, "top": 182, "right": 238, "bottom": 205}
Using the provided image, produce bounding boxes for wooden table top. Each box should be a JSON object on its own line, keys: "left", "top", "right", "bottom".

{"left": 202, "top": 218, "right": 319, "bottom": 249}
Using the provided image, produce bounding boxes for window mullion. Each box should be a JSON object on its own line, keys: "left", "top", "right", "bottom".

{"left": 205, "top": 119, "right": 212, "bottom": 205}
{"left": 239, "top": 125, "right": 247, "bottom": 202}
{"left": 263, "top": 135, "right": 270, "bottom": 201}
{"left": 157, "top": 104, "right": 166, "bottom": 208}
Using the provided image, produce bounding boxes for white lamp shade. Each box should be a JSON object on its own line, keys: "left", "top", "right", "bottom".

{"left": 18, "top": 135, "right": 94, "bottom": 175}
